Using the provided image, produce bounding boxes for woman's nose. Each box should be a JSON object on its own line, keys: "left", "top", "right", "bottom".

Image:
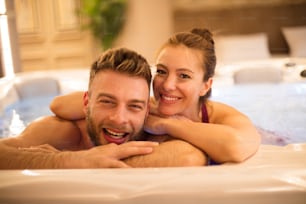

{"left": 162, "top": 75, "right": 176, "bottom": 91}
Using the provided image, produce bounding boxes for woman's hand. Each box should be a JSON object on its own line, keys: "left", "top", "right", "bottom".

{"left": 144, "top": 114, "right": 167, "bottom": 135}
{"left": 145, "top": 114, "right": 192, "bottom": 136}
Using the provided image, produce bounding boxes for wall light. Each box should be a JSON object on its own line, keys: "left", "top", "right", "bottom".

{"left": 0, "top": 0, "right": 15, "bottom": 78}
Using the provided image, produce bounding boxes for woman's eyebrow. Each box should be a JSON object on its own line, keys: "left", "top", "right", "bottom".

{"left": 155, "top": 63, "right": 194, "bottom": 74}
{"left": 156, "top": 63, "right": 194, "bottom": 73}
{"left": 155, "top": 63, "right": 167, "bottom": 69}
{"left": 177, "top": 68, "right": 194, "bottom": 73}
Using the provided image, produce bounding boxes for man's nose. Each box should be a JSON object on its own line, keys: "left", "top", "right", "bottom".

{"left": 109, "top": 106, "right": 128, "bottom": 125}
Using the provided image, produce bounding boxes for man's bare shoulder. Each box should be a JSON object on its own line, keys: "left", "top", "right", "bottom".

{"left": 3, "top": 116, "right": 85, "bottom": 150}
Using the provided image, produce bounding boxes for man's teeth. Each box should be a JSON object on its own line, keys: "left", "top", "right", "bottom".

{"left": 105, "top": 129, "right": 126, "bottom": 138}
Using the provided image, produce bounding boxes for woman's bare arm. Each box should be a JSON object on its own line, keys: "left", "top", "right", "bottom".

{"left": 50, "top": 91, "right": 85, "bottom": 120}
{"left": 145, "top": 100, "right": 261, "bottom": 164}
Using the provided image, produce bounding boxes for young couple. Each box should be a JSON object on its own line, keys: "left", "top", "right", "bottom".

{"left": 0, "top": 28, "right": 260, "bottom": 169}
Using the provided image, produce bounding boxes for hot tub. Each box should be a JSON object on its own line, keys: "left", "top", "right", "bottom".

{"left": 1, "top": 69, "right": 305, "bottom": 144}
{"left": 0, "top": 144, "right": 306, "bottom": 203}
{"left": 0, "top": 69, "right": 89, "bottom": 137}
{"left": 0, "top": 69, "right": 305, "bottom": 203}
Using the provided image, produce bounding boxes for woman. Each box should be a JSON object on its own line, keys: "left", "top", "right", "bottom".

{"left": 50, "top": 28, "right": 261, "bottom": 164}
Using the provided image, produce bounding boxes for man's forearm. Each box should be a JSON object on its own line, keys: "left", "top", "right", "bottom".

{"left": 0, "top": 141, "right": 162, "bottom": 169}
{"left": 0, "top": 144, "right": 73, "bottom": 169}
{"left": 124, "top": 140, "right": 207, "bottom": 167}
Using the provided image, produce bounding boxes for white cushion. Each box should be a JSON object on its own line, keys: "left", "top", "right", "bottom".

{"left": 14, "top": 77, "right": 60, "bottom": 100}
{"left": 282, "top": 26, "right": 306, "bottom": 57}
{"left": 215, "top": 33, "right": 271, "bottom": 64}
{"left": 233, "top": 67, "right": 283, "bottom": 84}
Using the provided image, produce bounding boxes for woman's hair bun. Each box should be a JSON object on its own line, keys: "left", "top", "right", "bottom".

{"left": 191, "top": 28, "right": 214, "bottom": 45}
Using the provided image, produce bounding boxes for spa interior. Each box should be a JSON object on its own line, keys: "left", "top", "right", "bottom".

{"left": 0, "top": 0, "right": 306, "bottom": 203}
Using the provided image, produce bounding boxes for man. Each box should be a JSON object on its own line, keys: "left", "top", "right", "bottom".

{"left": 0, "top": 48, "right": 206, "bottom": 169}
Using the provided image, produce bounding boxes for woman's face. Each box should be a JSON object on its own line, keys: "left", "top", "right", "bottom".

{"left": 153, "top": 45, "right": 212, "bottom": 118}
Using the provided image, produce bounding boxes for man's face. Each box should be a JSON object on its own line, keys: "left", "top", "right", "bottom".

{"left": 84, "top": 70, "right": 150, "bottom": 145}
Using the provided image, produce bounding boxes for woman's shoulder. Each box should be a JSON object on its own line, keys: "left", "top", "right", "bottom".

{"left": 206, "top": 99, "right": 237, "bottom": 110}
{"left": 205, "top": 100, "right": 244, "bottom": 122}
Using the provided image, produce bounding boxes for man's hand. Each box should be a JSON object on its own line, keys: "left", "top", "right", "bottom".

{"left": 66, "top": 141, "right": 159, "bottom": 168}
{"left": 1, "top": 141, "right": 158, "bottom": 169}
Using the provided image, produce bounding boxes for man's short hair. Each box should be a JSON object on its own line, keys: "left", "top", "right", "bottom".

{"left": 89, "top": 48, "right": 152, "bottom": 89}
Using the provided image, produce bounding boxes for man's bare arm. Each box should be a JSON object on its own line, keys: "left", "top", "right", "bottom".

{"left": 124, "top": 139, "right": 208, "bottom": 167}
{"left": 0, "top": 116, "right": 158, "bottom": 169}
{"left": 0, "top": 142, "right": 158, "bottom": 169}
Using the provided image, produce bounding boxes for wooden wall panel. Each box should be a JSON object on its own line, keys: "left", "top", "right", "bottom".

{"left": 15, "top": 0, "right": 95, "bottom": 72}
{"left": 174, "top": 2, "right": 306, "bottom": 54}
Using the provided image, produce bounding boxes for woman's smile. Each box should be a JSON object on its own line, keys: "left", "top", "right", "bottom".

{"left": 160, "top": 93, "right": 181, "bottom": 104}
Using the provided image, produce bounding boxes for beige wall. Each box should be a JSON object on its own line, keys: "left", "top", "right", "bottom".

{"left": 115, "top": 0, "right": 173, "bottom": 64}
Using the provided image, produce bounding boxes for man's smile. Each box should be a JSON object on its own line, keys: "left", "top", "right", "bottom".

{"left": 103, "top": 128, "right": 130, "bottom": 144}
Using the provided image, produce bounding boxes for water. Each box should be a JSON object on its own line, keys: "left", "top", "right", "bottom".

{"left": 211, "top": 83, "right": 306, "bottom": 144}
{"left": 0, "top": 83, "right": 305, "bottom": 145}
{"left": 0, "top": 95, "right": 55, "bottom": 137}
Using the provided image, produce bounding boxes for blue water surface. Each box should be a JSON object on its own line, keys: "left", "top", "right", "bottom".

{"left": 211, "top": 83, "right": 306, "bottom": 144}
{"left": 1, "top": 83, "right": 305, "bottom": 144}
{"left": 0, "top": 95, "right": 55, "bottom": 137}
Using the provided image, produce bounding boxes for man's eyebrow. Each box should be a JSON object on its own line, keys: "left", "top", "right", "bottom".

{"left": 129, "top": 99, "right": 146, "bottom": 105}
{"left": 96, "top": 93, "right": 115, "bottom": 100}
{"left": 96, "top": 93, "right": 147, "bottom": 105}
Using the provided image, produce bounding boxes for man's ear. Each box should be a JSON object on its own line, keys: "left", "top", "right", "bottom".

{"left": 83, "top": 91, "right": 89, "bottom": 114}
{"left": 200, "top": 78, "right": 213, "bottom": 96}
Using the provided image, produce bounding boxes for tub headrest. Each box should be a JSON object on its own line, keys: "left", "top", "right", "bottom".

{"left": 233, "top": 67, "right": 283, "bottom": 84}
{"left": 14, "top": 77, "right": 60, "bottom": 100}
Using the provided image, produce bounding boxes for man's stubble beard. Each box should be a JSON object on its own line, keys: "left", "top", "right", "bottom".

{"left": 85, "top": 108, "right": 146, "bottom": 146}
{"left": 86, "top": 112, "right": 101, "bottom": 146}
